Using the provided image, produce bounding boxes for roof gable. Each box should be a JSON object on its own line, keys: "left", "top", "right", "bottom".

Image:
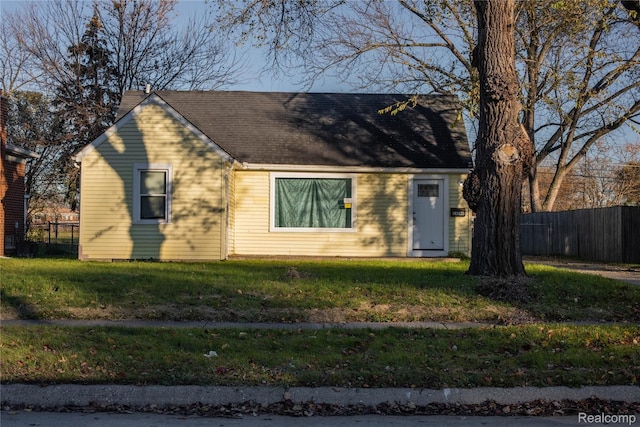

{"left": 74, "top": 94, "right": 233, "bottom": 163}
{"left": 112, "top": 91, "right": 472, "bottom": 170}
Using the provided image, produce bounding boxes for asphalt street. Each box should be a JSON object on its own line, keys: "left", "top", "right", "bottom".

{"left": 0, "top": 411, "right": 605, "bottom": 427}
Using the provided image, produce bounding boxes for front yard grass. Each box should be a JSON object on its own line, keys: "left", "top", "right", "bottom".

{"left": 1, "top": 258, "right": 638, "bottom": 323}
{"left": 1, "top": 258, "right": 638, "bottom": 388}
{"left": 2, "top": 324, "right": 638, "bottom": 388}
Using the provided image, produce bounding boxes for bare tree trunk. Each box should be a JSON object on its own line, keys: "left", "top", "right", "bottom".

{"left": 528, "top": 168, "right": 543, "bottom": 212}
{"left": 541, "top": 166, "right": 570, "bottom": 211}
{"left": 464, "top": 0, "right": 532, "bottom": 277}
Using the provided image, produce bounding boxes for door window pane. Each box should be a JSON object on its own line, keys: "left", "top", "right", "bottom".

{"left": 418, "top": 184, "right": 439, "bottom": 197}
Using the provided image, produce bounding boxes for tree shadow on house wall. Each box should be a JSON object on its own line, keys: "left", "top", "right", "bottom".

{"left": 357, "top": 174, "right": 407, "bottom": 255}
{"left": 86, "top": 100, "right": 232, "bottom": 260}
{"left": 85, "top": 107, "right": 164, "bottom": 260}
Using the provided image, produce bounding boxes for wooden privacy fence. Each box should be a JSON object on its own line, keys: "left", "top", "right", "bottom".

{"left": 520, "top": 206, "right": 640, "bottom": 263}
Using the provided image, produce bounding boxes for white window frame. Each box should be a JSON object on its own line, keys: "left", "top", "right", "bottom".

{"left": 133, "top": 163, "right": 172, "bottom": 224}
{"left": 270, "top": 172, "right": 357, "bottom": 232}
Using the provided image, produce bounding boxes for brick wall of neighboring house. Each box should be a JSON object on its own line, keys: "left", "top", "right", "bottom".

{"left": 2, "top": 161, "right": 26, "bottom": 254}
{"left": 1, "top": 91, "right": 29, "bottom": 255}
{"left": 1, "top": 92, "right": 7, "bottom": 255}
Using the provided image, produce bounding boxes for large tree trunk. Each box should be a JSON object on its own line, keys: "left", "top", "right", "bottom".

{"left": 464, "top": 0, "right": 532, "bottom": 277}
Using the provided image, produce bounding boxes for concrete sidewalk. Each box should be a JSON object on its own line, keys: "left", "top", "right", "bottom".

{"left": 4, "top": 384, "right": 640, "bottom": 408}
{"left": 525, "top": 256, "right": 640, "bottom": 286}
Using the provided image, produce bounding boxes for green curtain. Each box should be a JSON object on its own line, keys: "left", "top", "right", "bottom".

{"left": 275, "top": 178, "right": 352, "bottom": 228}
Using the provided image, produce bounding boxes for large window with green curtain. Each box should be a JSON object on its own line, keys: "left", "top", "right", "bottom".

{"left": 273, "top": 177, "right": 353, "bottom": 229}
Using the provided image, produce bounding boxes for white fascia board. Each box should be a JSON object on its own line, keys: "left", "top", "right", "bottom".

{"left": 74, "top": 93, "right": 234, "bottom": 163}
{"left": 240, "top": 162, "right": 470, "bottom": 174}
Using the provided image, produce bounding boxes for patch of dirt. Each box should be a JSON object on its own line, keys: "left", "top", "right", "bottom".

{"left": 1, "top": 302, "right": 539, "bottom": 325}
{"left": 281, "top": 266, "right": 317, "bottom": 280}
{"left": 476, "top": 276, "right": 534, "bottom": 304}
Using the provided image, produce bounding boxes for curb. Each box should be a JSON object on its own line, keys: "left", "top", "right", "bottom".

{"left": 3, "top": 385, "right": 639, "bottom": 408}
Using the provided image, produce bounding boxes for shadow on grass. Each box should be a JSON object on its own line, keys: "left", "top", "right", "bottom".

{"left": 2, "top": 258, "right": 639, "bottom": 323}
{"left": 0, "top": 288, "right": 44, "bottom": 320}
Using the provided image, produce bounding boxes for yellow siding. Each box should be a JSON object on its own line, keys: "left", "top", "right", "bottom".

{"left": 231, "top": 171, "right": 406, "bottom": 257}
{"left": 79, "top": 105, "right": 227, "bottom": 260}
{"left": 227, "top": 166, "right": 236, "bottom": 255}
{"left": 447, "top": 173, "right": 472, "bottom": 257}
{"left": 231, "top": 171, "right": 471, "bottom": 258}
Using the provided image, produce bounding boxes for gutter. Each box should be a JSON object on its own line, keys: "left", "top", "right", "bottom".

{"left": 5, "top": 144, "right": 40, "bottom": 164}
{"left": 239, "top": 162, "right": 471, "bottom": 174}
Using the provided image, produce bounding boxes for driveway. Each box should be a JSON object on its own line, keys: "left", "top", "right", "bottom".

{"left": 525, "top": 256, "right": 640, "bottom": 287}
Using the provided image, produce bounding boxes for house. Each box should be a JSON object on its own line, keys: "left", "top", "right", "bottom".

{"left": 1, "top": 91, "right": 40, "bottom": 256}
{"left": 74, "top": 91, "right": 473, "bottom": 261}
{"left": 31, "top": 207, "right": 80, "bottom": 225}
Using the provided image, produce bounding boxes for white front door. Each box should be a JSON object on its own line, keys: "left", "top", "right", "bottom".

{"left": 412, "top": 179, "right": 445, "bottom": 250}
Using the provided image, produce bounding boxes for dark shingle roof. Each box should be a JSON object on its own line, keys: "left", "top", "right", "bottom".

{"left": 117, "top": 91, "right": 472, "bottom": 169}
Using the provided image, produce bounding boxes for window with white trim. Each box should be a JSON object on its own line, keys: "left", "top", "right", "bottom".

{"left": 133, "top": 164, "right": 172, "bottom": 223}
{"left": 271, "top": 173, "right": 355, "bottom": 231}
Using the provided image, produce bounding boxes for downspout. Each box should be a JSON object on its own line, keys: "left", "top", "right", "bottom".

{"left": 73, "top": 160, "right": 82, "bottom": 259}
{"left": 23, "top": 194, "right": 30, "bottom": 240}
{"left": 223, "top": 161, "right": 233, "bottom": 260}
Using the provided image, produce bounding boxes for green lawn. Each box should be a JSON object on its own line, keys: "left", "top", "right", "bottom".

{"left": 1, "top": 258, "right": 638, "bottom": 388}
{"left": 2, "top": 324, "right": 638, "bottom": 388}
{"left": 1, "top": 258, "right": 638, "bottom": 323}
